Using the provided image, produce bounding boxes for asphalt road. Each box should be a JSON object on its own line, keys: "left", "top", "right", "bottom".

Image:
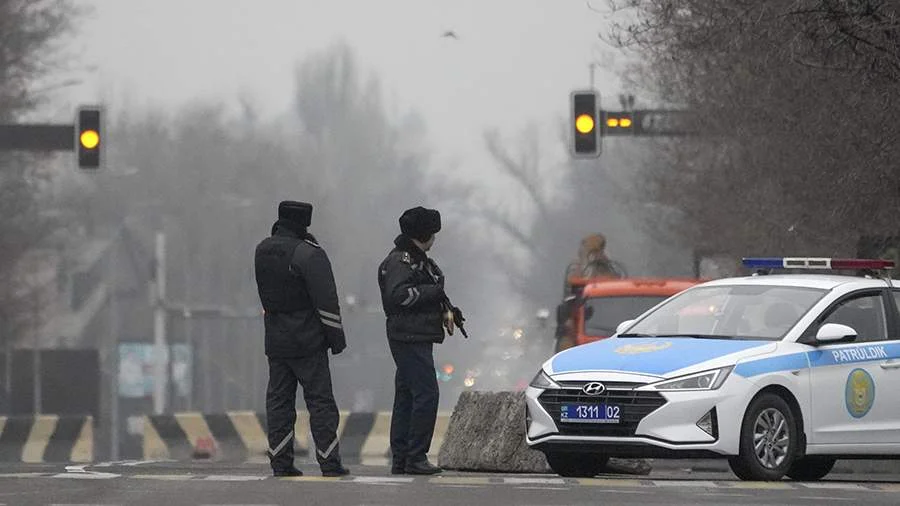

{"left": 2, "top": 461, "right": 900, "bottom": 506}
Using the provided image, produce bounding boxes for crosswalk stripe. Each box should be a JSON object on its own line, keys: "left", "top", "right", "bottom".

{"left": 353, "top": 476, "right": 415, "bottom": 484}
{"left": 504, "top": 477, "right": 567, "bottom": 485}
{"left": 578, "top": 478, "right": 643, "bottom": 487}
{"left": 798, "top": 482, "right": 868, "bottom": 490}
{"left": 429, "top": 476, "right": 493, "bottom": 485}
{"left": 201, "top": 475, "right": 267, "bottom": 481}
{"left": 652, "top": 480, "right": 719, "bottom": 487}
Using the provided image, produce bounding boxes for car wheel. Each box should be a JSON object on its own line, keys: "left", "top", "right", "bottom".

{"left": 728, "top": 393, "right": 799, "bottom": 481}
{"left": 545, "top": 452, "right": 609, "bottom": 478}
{"left": 785, "top": 456, "right": 836, "bottom": 481}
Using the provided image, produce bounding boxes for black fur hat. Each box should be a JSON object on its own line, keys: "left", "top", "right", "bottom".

{"left": 278, "top": 201, "right": 312, "bottom": 227}
{"left": 399, "top": 206, "right": 441, "bottom": 241}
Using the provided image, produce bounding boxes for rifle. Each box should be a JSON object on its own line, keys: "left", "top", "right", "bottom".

{"left": 442, "top": 295, "right": 468, "bottom": 339}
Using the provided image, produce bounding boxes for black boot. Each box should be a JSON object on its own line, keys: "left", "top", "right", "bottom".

{"left": 405, "top": 459, "right": 442, "bottom": 475}
{"left": 391, "top": 459, "right": 407, "bottom": 475}
{"left": 273, "top": 466, "right": 303, "bottom": 477}
{"left": 321, "top": 464, "right": 350, "bottom": 477}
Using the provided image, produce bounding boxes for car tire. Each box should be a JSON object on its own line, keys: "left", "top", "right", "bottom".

{"left": 728, "top": 393, "right": 799, "bottom": 481}
{"left": 785, "top": 456, "right": 836, "bottom": 481}
{"left": 545, "top": 452, "right": 609, "bottom": 478}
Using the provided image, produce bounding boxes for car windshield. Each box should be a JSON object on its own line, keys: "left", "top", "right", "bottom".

{"left": 583, "top": 296, "right": 668, "bottom": 337}
{"left": 621, "top": 285, "right": 827, "bottom": 341}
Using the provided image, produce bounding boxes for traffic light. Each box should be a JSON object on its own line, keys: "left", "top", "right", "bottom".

{"left": 76, "top": 106, "right": 102, "bottom": 170}
{"left": 570, "top": 90, "right": 599, "bottom": 157}
{"left": 601, "top": 111, "right": 634, "bottom": 136}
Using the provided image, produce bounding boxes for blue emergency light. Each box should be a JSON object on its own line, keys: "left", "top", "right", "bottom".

{"left": 742, "top": 257, "right": 895, "bottom": 270}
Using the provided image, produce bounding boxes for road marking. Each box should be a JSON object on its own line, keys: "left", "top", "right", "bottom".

{"left": 698, "top": 492, "right": 753, "bottom": 497}
{"left": 577, "top": 478, "right": 643, "bottom": 487}
{"left": 202, "top": 475, "right": 267, "bottom": 481}
{"left": 429, "top": 477, "right": 493, "bottom": 485}
{"left": 51, "top": 473, "right": 120, "bottom": 480}
{"left": 515, "top": 486, "right": 570, "bottom": 491}
{"left": 277, "top": 476, "right": 343, "bottom": 482}
{"left": 798, "top": 482, "right": 868, "bottom": 490}
{"left": 353, "top": 476, "right": 415, "bottom": 484}
{"left": 871, "top": 483, "right": 900, "bottom": 492}
{"left": 436, "top": 484, "right": 487, "bottom": 489}
{"left": 724, "top": 481, "right": 793, "bottom": 489}
{"left": 651, "top": 480, "right": 719, "bottom": 488}
{"left": 0, "top": 473, "right": 50, "bottom": 478}
{"left": 797, "top": 497, "right": 855, "bottom": 502}
{"left": 504, "top": 477, "right": 567, "bottom": 485}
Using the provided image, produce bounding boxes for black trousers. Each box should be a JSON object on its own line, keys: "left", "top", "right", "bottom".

{"left": 389, "top": 340, "right": 439, "bottom": 465}
{"left": 266, "top": 352, "right": 342, "bottom": 471}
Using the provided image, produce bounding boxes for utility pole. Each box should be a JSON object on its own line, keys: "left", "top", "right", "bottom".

{"left": 107, "top": 231, "right": 121, "bottom": 460}
{"left": 152, "top": 232, "right": 168, "bottom": 415}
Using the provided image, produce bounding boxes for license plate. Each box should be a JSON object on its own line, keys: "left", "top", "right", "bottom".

{"left": 560, "top": 404, "right": 621, "bottom": 424}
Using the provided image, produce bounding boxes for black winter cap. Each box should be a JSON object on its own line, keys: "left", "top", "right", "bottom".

{"left": 399, "top": 206, "right": 441, "bottom": 241}
{"left": 278, "top": 201, "right": 313, "bottom": 227}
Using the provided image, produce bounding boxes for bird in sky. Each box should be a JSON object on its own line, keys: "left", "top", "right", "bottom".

{"left": 441, "top": 30, "right": 459, "bottom": 40}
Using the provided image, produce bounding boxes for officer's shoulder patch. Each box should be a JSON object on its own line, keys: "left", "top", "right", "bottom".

{"left": 304, "top": 238, "right": 321, "bottom": 248}
{"left": 400, "top": 251, "right": 413, "bottom": 264}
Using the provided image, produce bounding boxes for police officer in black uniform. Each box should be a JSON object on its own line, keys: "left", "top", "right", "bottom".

{"left": 378, "top": 206, "right": 464, "bottom": 475}
{"left": 254, "top": 201, "right": 349, "bottom": 478}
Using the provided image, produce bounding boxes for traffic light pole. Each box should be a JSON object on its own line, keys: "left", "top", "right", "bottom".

{"left": 0, "top": 124, "right": 75, "bottom": 151}
{"left": 0, "top": 105, "right": 103, "bottom": 170}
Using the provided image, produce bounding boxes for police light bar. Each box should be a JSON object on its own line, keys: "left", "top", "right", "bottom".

{"left": 742, "top": 257, "right": 895, "bottom": 270}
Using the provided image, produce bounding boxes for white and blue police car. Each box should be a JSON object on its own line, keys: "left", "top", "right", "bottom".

{"left": 526, "top": 257, "right": 900, "bottom": 481}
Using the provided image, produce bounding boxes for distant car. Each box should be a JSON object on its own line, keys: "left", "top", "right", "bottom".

{"left": 527, "top": 257, "right": 900, "bottom": 481}
{"left": 554, "top": 277, "right": 701, "bottom": 352}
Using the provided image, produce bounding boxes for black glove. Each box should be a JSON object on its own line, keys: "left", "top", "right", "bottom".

{"left": 330, "top": 342, "right": 346, "bottom": 355}
{"left": 452, "top": 306, "right": 468, "bottom": 338}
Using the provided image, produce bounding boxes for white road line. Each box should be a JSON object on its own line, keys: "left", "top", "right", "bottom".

{"left": 202, "top": 475, "right": 268, "bottom": 481}
{"left": 798, "top": 482, "right": 868, "bottom": 490}
{"left": 698, "top": 493, "right": 753, "bottom": 497}
{"left": 51, "top": 473, "right": 120, "bottom": 480}
{"left": 797, "top": 497, "right": 855, "bottom": 502}
{"left": 352, "top": 476, "right": 415, "bottom": 484}
{"left": 651, "top": 480, "right": 719, "bottom": 488}
{"left": 515, "top": 486, "right": 571, "bottom": 491}
{"left": 504, "top": 478, "right": 567, "bottom": 485}
{"left": 599, "top": 490, "right": 653, "bottom": 494}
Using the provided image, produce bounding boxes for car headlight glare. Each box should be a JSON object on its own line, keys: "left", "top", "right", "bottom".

{"left": 653, "top": 366, "right": 733, "bottom": 391}
{"left": 529, "top": 370, "right": 558, "bottom": 389}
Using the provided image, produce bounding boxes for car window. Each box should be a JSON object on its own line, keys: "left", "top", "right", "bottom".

{"left": 819, "top": 294, "right": 888, "bottom": 343}
{"left": 625, "top": 285, "right": 826, "bottom": 340}
{"left": 583, "top": 295, "right": 668, "bottom": 336}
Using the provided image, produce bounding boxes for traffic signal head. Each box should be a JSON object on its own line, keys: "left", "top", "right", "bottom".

{"left": 76, "top": 106, "right": 102, "bottom": 170}
{"left": 601, "top": 111, "right": 634, "bottom": 136}
{"left": 570, "top": 90, "right": 599, "bottom": 157}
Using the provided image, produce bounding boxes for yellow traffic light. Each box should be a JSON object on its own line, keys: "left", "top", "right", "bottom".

{"left": 620, "top": 117, "right": 633, "bottom": 128}
{"left": 575, "top": 114, "right": 595, "bottom": 134}
{"left": 606, "top": 117, "right": 620, "bottom": 128}
{"left": 80, "top": 129, "right": 100, "bottom": 149}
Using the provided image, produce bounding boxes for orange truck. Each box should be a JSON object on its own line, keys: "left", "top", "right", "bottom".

{"left": 554, "top": 277, "right": 702, "bottom": 352}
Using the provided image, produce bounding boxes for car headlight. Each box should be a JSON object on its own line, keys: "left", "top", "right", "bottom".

{"left": 652, "top": 366, "right": 733, "bottom": 391}
{"left": 529, "top": 369, "right": 559, "bottom": 389}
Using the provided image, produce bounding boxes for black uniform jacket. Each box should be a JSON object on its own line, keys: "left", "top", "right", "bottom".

{"left": 255, "top": 224, "right": 347, "bottom": 357}
{"left": 378, "top": 234, "right": 446, "bottom": 344}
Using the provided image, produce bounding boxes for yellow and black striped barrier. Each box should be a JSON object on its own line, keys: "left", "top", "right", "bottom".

{"left": 142, "top": 411, "right": 450, "bottom": 463}
{"left": 0, "top": 415, "right": 93, "bottom": 463}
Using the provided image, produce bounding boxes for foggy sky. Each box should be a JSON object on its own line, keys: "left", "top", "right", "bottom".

{"left": 60, "top": 0, "right": 630, "bottom": 176}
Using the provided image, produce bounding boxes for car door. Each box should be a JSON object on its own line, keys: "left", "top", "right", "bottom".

{"left": 804, "top": 290, "right": 898, "bottom": 445}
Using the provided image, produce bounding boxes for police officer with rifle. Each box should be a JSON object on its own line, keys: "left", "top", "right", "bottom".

{"left": 378, "top": 206, "right": 466, "bottom": 475}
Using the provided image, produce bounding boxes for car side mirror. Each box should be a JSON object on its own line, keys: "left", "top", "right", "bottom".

{"left": 816, "top": 323, "right": 857, "bottom": 343}
{"left": 616, "top": 319, "right": 636, "bottom": 335}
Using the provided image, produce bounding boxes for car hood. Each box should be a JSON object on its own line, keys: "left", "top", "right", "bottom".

{"left": 548, "top": 337, "right": 775, "bottom": 378}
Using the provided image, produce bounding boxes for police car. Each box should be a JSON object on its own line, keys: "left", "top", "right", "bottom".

{"left": 525, "top": 257, "right": 900, "bottom": 481}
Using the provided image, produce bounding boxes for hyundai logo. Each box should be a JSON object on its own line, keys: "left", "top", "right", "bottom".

{"left": 582, "top": 382, "right": 606, "bottom": 395}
